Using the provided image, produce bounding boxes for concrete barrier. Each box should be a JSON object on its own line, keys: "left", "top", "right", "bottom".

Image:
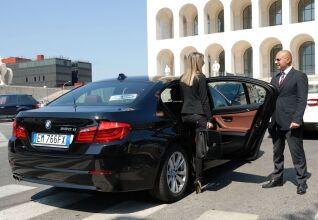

{"left": 0, "top": 85, "right": 71, "bottom": 102}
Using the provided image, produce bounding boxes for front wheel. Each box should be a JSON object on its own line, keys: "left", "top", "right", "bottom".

{"left": 150, "top": 145, "right": 189, "bottom": 203}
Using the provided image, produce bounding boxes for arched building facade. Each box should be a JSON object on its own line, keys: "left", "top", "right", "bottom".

{"left": 147, "top": 0, "right": 317, "bottom": 81}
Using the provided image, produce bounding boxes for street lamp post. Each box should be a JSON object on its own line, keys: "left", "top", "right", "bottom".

{"left": 62, "top": 81, "right": 71, "bottom": 94}
{"left": 43, "top": 85, "right": 48, "bottom": 105}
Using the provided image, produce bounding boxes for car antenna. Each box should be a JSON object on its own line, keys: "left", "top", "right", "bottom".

{"left": 117, "top": 73, "right": 126, "bottom": 81}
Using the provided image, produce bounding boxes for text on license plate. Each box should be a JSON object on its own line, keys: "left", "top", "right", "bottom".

{"left": 32, "top": 133, "right": 73, "bottom": 147}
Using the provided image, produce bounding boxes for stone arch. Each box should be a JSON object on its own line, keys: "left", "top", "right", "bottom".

{"left": 205, "top": 44, "right": 225, "bottom": 76}
{"left": 204, "top": 0, "right": 224, "bottom": 34}
{"left": 157, "top": 49, "right": 174, "bottom": 76}
{"left": 179, "top": 4, "right": 198, "bottom": 37}
{"left": 290, "top": 34, "right": 315, "bottom": 73}
{"left": 156, "top": 8, "right": 174, "bottom": 40}
{"left": 232, "top": 40, "right": 253, "bottom": 75}
{"left": 259, "top": 37, "right": 283, "bottom": 78}
{"left": 231, "top": 0, "right": 252, "bottom": 30}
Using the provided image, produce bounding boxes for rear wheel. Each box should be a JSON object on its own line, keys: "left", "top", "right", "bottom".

{"left": 151, "top": 145, "right": 189, "bottom": 203}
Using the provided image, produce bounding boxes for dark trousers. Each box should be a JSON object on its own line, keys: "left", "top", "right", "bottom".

{"left": 270, "top": 126, "right": 308, "bottom": 184}
{"left": 182, "top": 114, "right": 207, "bottom": 181}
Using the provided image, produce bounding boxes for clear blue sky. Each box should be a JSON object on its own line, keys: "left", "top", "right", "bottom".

{"left": 0, "top": 0, "right": 148, "bottom": 82}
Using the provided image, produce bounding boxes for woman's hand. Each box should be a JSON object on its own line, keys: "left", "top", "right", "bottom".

{"left": 207, "top": 122, "right": 213, "bottom": 129}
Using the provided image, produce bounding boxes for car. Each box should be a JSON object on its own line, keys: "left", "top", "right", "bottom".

{"left": 303, "top": 81, "right": 318, "bottom": 131}
{"left": 8, "top": 74, "right": 277, "bottom": 202}
{"left": 0, "top": 94, "right": 40, "bottom": 120}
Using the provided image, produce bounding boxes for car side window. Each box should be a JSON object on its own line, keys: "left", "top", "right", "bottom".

{"left": 6, "top": 96, "right": 17, "bottom": 105}
{"left": 246, "top": 83, "right": 266, "bottom": 103}
{"left": 0, "top": 96, "right": 7, "bottom": 105}
{"left": 19, "top": 95, "right": 38, "bottom": 105}
{"left": 209, "top": 82, "right": 247, "bottom": 108}
{"left": 160, "top": 85, "right": 183, "bottom": 118}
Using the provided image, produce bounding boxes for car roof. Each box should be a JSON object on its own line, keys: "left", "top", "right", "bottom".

{"left": 96, "top": 74, "right": 180, "bottom": 84}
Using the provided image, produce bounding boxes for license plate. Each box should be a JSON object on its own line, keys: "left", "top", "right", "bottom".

{"left": 32, "top": 133, "right": 73, "bottom": 148}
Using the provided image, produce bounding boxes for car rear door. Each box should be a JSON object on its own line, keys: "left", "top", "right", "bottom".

{"left": 1, "top": 95, "right": 18, "bottom": 117}
{"left": 207, "top": 76, "right": 277, "bottom": 160}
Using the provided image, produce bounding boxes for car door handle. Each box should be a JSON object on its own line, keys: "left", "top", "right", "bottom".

{"left": 221, "top": 117, "right": 232, "bottom": 122}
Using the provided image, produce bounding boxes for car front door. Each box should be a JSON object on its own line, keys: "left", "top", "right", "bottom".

{"left": 207, "top": 77, "right": 277, "bottom": 161}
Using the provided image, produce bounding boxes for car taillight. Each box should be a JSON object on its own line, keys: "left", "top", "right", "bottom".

{"left": 12, "top": 119, "right": 28, "bottom": 140}
{"left": 307, "top": 99, "right": 318, "bottom": 107}
{"left": 35, "top": 103, "right": 42, "bottom": 108}
{"left": 75, "top": 121, "right": 131, "bottom": 143}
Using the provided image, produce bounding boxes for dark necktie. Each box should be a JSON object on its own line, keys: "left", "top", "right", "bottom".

{"left": 279, "top": 72, "right": 285, "bottom": 86}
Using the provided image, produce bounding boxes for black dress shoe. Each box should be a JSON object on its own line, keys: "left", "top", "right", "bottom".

{"left": 297, "top": 183, "right": 307, "bottom": 195}
{"left": 262, "top": 179, "right": 283, "bottom": 188}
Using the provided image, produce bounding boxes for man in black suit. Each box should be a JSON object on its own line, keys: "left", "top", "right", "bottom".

{"left": 262, "top": 50, "right": 309, "bottom": 195}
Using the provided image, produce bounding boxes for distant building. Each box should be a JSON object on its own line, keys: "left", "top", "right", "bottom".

{"left": 2, "top": 55, "right": 92, "bottom": 87}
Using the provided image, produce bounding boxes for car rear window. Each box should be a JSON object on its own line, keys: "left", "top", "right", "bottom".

{"left": 49, "top": 80, "right": 153, "bottom": 106}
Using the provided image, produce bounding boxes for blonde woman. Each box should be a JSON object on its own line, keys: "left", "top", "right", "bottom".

{"left": 180, "top": 52, "right": 213, "bottom": 193}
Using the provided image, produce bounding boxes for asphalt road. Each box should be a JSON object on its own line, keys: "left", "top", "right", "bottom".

{"left": 0, "top": 121, "right": 317, "bottom": 220}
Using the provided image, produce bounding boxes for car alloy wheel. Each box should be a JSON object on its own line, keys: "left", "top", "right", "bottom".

{"left": 166, "top": 151, "right": 187, "bottom": 194}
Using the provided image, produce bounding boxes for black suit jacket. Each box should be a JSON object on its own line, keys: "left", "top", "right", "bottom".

{"left": 269, "top": 67, "right": 308, "bottom": 131}
{"left": 180, "top": 73, "right": 212, "bottom": 120}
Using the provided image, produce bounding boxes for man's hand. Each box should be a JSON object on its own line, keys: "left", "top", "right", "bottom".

{"left": 290, "top": 122, "right": 300, "bottom": 129}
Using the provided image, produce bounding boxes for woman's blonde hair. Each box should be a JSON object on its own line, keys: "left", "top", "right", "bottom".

{"left": 181, "top": 52, "right": 205, "bottom": 86}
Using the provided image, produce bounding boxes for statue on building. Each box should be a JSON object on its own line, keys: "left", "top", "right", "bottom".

{"left": 0, "top": 57, "right": 13, "bottom": 85}
{"left": 212, "top": 60, "right": 220, "bottom": 76}
{"left": 164, "top": 64, "right": 171, "bottom": 75}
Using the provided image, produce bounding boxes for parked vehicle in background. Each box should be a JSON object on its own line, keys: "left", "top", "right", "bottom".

{"left": 8, "top": 74, "right": 277, "bottom": 202}
{"left": 0, "top": 94, "right": 40, "bottom": 120}
{"left": 303, "top": 81, "right": 318, "bottom": 131}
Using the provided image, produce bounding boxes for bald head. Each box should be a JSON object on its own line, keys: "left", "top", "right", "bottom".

{"left": 275, "top": 50, "right": 293, "bottom": 71}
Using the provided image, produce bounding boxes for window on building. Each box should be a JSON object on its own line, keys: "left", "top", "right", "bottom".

{"left": 26, "top": 77, "right": 28, "bottom": 83}
{"left": 299, "top": 41, "right": 315, "bottom": 75}
{"left": 243, "top": 5, "right": 252, "bottom": 29}
{"left": 219, "top": 51, "right": 225, "bottom": 76}
{"left": 183, "top": 16, "right": 187, "bottom": 37}
{"left": 217, "top": 10, "right": 224, "bottom": 32}
{"left": 244, "top": 47, "right": 253, "bottom": 77}
{"left": 269, "top": 1, "right": 282, "bottom": 26}
{"left": 207, "top": 15, "right": 211, "bottom": 34}
{"left": 43, "top": 76, "right": 45, "bottom": 81}
{"left": 298, "top": 0, "right": 315, "bottom": 22}
{"left": 270, "top": 44, "right": 283, "bottom": 76}
{"left": 34, "top": 77, "right": 36, "bottom": 82}
{"left": 194, "top": 16, "right": 198, "bottom": 35}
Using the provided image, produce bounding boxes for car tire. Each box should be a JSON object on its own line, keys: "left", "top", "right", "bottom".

{"left": 150, "top": 144, "right": 189, "bottom": 203}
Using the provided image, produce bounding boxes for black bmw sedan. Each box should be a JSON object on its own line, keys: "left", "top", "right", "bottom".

{"left": 8, "top": 74, "right": 277, "bottom": 202}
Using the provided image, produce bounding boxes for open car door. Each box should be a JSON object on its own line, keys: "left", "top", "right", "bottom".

{"left": 207, "top": 76, "right": 277, "bottom": 161}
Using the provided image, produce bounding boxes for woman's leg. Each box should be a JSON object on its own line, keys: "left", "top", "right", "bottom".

{"left": 182, "top": 114, "right": 208, "bottom": 193}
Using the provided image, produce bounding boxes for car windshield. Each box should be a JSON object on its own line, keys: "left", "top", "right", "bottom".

{"left": 49, "top": 80, "right": 153, "bottom": 106}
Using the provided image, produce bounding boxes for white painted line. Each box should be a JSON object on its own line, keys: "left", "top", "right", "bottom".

{"left": 83, "top": 200, "right": 167, "bottom": 220}
{"left": 196, "top": 210, "right": 258, "bottom": 220}
{"left": 0, "top": 132, "right": 8, "bottom": 142}
{"left": 0, "top": 191, "right": 91, "bottom": 220}
{"left": 0, "top": 184, "right": 36, "bottom": 199}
